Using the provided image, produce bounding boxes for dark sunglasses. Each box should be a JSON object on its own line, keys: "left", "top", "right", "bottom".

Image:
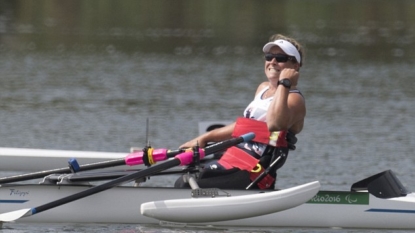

{"left": 264, "top": 53, "right": 296, "bottom": 63}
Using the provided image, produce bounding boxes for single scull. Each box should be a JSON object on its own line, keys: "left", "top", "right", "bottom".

{"left": 0, "top": 169, "right": 413, "bottom": 229}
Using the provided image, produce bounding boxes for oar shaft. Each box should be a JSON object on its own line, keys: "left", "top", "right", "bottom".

{"left": 204, "top": 136, "right": 246, "bottom": 155}
{"left": 0, "top": 158, "right": 126, "bottom": 184}
{"left": 33, "top": 158, "right": 181, "bottom": 214}
{"left": 0, "top": 149, "right": 184, "bottom": 184}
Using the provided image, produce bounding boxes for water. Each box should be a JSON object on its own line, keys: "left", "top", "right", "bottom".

{"left": 0, "top": 223, "right": 404, "bottom": 233}
{"left": 0, "top": 223, "right": 397, "bottom": 233}
{"left": 1, "top": 1, "right": 415, "bottom": 232}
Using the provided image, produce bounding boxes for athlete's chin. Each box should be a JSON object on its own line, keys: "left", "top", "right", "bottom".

{"left": 266, "top": 75, "right": 279, "bottom": 82}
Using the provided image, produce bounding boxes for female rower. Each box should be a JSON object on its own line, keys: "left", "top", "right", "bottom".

{"left": 176, "top": 34, "right": 306, "bottom": 189}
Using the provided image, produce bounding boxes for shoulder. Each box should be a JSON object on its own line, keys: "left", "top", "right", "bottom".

{"left": 288, "top": 88, "right": 305, "bottom": 105}
{"left": 289, "top": 88, "right": 305, "bottom": 101}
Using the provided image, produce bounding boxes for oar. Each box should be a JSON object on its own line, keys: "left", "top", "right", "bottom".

{"left": 0, "top": 132, "right": 255, "bottom": 222}
{"left": 0, "top": 148, "right": 181, "bottom": 184}
{"left": 0, "top": 135, "right": 243, "bottom": 184}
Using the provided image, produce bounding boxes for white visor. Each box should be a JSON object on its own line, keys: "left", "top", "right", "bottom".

{"left": 263, "top": 39, "right": 301, "bottom": 63}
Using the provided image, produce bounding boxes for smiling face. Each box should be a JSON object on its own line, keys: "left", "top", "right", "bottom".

{"left": 264, "top": 46, "right": 300, "bottom": 85}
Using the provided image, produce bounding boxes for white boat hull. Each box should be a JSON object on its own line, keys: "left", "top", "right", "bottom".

{"left": 0, "top": 147, "right": 132, "bottom": 172}
{"left": 0, "top": 182, "right": 414, "bottom": 229}
{"left": 0, "top": 182, "right": 318, "bottom": 225}
{"left": 219, "top": 191, "right": 415, "bottom": 229}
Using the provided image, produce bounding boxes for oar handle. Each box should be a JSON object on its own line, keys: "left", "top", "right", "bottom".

{"left": 204, "top": 132, "right": 255, "bottom": 155}
{"left": 124, "top": 148, "right": 183, "bottom": 166}
{"left": 175, "top": 132, "right": 255, "bottom": 166}
{"left": 124, "top": 132, "right": 255, "bottom": 166}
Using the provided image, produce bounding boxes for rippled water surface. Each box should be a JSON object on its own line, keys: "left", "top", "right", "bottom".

{"left": 1, "top": 1, "right": 415, "bottom": 232}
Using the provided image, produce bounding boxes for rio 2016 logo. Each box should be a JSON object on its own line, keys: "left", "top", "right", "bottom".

{"left": 308, "top": 191, "right": 369, "bottom": 205}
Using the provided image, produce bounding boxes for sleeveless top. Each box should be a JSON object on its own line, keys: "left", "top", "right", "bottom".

{"left": 241, "top": 86, "right": 302, "bottom": 157}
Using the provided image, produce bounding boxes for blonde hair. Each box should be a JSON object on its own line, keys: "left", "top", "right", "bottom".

{"left": 269, "top": 34, "right": 304, "bottom": 67}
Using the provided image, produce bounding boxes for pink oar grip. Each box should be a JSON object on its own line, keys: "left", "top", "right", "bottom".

{"left": 124, "top": 148, "right": 168, "bottom": 166}
{"left": 175, "top": 149, "right": 205, "bottom": 165}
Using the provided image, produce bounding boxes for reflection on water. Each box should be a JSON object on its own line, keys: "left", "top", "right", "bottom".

{"left": 1, "top": 1, "right": 415, "bottom": 61}
{"left": 1, "top": 1, "right": 415, "bottom": 232}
